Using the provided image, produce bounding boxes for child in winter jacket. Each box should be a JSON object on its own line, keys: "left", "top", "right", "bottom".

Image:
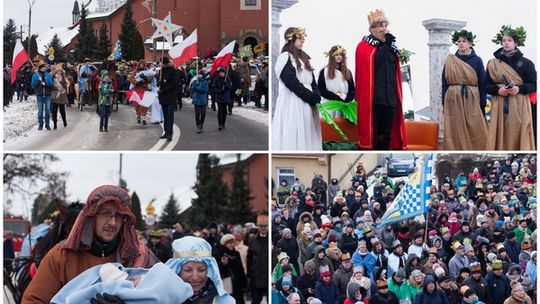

{"left": 98, "top": 70, "right": 115, "bottom": 132}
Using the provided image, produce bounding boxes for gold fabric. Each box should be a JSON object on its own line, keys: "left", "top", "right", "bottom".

{"left": 485, "top": 59, "right": 535, "bottom": 150}
{"left": 443, "top": 54, "right": 488, "bottom": 150}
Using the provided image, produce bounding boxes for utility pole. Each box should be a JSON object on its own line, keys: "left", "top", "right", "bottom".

{"left": 119, "top": 153, "right": 123, "bottom": 185}
{"left": 27, "top": 0, "right": 38, "bottom": 41}
{"left": 152, "top": 0, "right": 157, "bottom": 62}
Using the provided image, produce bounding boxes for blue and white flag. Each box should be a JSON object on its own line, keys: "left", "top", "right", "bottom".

{"left": 377, "top": 154, "right": 434, "bottom": 228}
{"left": 109, "top": 40, "right": 122, "bottom": 61}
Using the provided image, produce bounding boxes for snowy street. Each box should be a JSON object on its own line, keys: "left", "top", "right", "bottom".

{"left": 3, "top": 96, "right": 268, "bottom": 150}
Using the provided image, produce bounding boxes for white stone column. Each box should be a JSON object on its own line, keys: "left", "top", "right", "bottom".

{"left": 271, "top": 0, "right": 298, "bottom": 114}
{"left": 422, "top": 19, "right": 466, "bottom": 139}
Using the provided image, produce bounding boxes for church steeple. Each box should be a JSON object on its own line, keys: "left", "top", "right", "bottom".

{"left": 72, "top": 0, "right": 80, "bottom": 24}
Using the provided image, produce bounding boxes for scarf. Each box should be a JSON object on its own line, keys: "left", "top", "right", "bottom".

{"left": 63, "top": 185, "right": 148, "bottom": 267}
{"left": 184, "top": 280, "right": 218, "bottom": 304}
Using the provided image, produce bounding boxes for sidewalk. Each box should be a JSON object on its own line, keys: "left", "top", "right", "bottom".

{"left": 3, "top": 96, "right": 38, "bottom": 142}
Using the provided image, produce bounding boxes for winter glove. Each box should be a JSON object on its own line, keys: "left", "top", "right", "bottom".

{"left": 90, "top": 293, "right": 125, "bottom": 304}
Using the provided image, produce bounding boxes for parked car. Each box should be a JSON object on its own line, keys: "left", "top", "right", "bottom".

{"left": 4, "top": 218, "right": 31, "bottom": 253}
{"left": 385, "top": 154, "right": 417, "bottom": 177}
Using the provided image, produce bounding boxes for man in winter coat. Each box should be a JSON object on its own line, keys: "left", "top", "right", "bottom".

{"left": 448, "top": 241, "right": 470, "bottom": 279}
{"left": 387, "top": 239, "right": 408, "bottom": 277}
{"left": 388, "top": 268, "right": 407, "bottom": 300}
{"left": 513, "top": 218, "right": 532, "bottom": 243}
{"left": 414, "top": 275, "right": 449, "bottom": 304}
{"left": 147, "top": 230, "right": 172, "bottom": 263}
{"left": 333, "top": 252, "right": 353, "bottom": 302}
{"left": 276, "top": 228, "right": 300, "bottom": 278}
{"left": 158, "top": 57, "right": 178, "bottom": 141}
{"left": 211, "top": 67, "right": 232, "bottom": 130}
{"left": 351, "top": 240, "right": 376, "bottom": 277}
{"left": 423, "top": 247, "right": 449, "bottom": 276}
{"left": 407, "top": 232, "right": 429, "bottom": 259}
{"left": 314, "top": 267, "right": 340, "bottom": 304}
{"left": 309, "top": 245, "right": 334, "bottom": 278}
{"left": 216, "top": 234, "right": 247, "bottom": 304}
{"left": 369, "top": 279, "right": 399, "bottom": 304}
{"left": 437, "top": 275, "right": 459, "bottom": 304}
{"left": 344, "top": 282, "right": 368, "bottom": 304}
{"left": 296, "top": 260, "right": 317, "bottom": 300}
{"left": 503, "top": 231, "right": 522, "bottom": 264}
{"left": 247, "top": 214, "right": 269, "bottom": 304}
{"left": 485, "top": 260, "right": 511, "bottom": 304}
{"left": 31, "top": 63, "right": 55, "bottom": 130}
{"left": 463, "top": 262, "right": 491, "bottom": 303}
{"left": 22, "top": 185, "right": 157, "bottom": 303}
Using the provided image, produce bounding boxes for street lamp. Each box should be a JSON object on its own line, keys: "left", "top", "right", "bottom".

{"left": 27, "top": 0, "right": 38, "bottom": 40}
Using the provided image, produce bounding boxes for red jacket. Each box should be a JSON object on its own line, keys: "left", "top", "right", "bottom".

{"left": 355, "top": 38, "right": 406, "bottom": 150}
{"left": 344, "top": 298, "right": 368, "bottom": 304}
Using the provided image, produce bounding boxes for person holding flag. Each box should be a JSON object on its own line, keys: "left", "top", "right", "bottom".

{"left": 168, "top": 28, "right": 198, "bottom": 111}
{"left": 209, "top": 40, "right": 236, "bottom": 130}
{"left": 211, "top": 67, "right": 233, "bottom": 130}
{"left": 8, "top": 39, "right": 31, "bottom": 109}
{"left": 31, "top": 63, "right": 55, "bottom": 130}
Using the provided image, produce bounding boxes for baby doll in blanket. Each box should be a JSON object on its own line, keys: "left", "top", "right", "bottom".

{"left": 50, "top": 263, "right": 193, "bottom": 304}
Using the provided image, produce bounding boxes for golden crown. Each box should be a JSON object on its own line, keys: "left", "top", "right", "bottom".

{"left": 285, "top": 28, "right": 307, "bottom": 41}
{"left": 325, "top": 45, "right": 347, "bottom": 57}
{"left": 368, "top": 9, "right": 388, "bottom": 27}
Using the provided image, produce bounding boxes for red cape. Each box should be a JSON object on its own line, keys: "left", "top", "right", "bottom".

{"left": 355, "top": 40, "right": 407, "bottom": 150}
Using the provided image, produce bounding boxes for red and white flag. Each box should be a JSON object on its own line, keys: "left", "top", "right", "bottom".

{"left": 126, "top": 89, "right": 158, "bottom": 108}
{"left": 169, "top": 29, "right": 198, "bottom": 67}
{"left": 11, "top": 39, "right": 30, "bottom": 84}
{"left": 210, "top": 40, "right": 236, "bottom": 76}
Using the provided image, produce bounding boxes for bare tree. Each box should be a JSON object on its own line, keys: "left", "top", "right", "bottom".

{"left": 3, "top": 154, "right": 67, "bottom": 210}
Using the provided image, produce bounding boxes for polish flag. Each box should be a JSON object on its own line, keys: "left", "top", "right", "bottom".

{"left": 11, "top": 40, "right": 30, "bottom": 84}
{"left": 210, "top": 40, "right": 236, "bottom": 76}
{"left": 126, "top": 89, "right": 158, "bottom": 107}
{"left": 169, "top": 29, "right": 198, "bottom": 67}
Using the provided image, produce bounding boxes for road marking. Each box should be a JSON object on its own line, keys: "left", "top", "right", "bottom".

{"left": 150, "top": 122, "right": 181, "bottom": 151}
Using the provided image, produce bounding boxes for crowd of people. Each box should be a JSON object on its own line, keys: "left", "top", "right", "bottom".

{"left": 271, "top": 9, "right": 536, "bottom": 151}
{"left": 13, "top": 185, "right": 268, "bottom": 304}
{"left": 271, "top": 155, "right": 537, "bottom": 304}
{"left": 3, "top": 52, "right": 269, "bottom": 137}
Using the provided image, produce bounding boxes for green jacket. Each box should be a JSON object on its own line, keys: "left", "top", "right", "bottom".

{"left": 513, "top": 226, "right": 532, "bottom": 243}
{"left": 271, "top": 263, "right": 297, "bottom": 283}
{"left": 400, "top": 278, "right": 422, "bottom": 303}
{"left": 98, "top": 82, "right": 114, "bottom": 106}
{"left": 388, "top": 277, "right": 408, "bottom": 300}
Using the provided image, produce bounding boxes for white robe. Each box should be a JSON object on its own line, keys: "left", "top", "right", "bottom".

{"left": 322, "top": 67, "right": 349, "bottom": 118}
{"left": 272, "top": 52, "right": 322, "bottom": 150}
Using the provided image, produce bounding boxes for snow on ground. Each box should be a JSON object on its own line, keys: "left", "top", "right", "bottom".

{"left": 229, "top": 101, "right": 269, "bottom": 127}
{"left": 3, "top": 96, "right": 39, "bottom": 142}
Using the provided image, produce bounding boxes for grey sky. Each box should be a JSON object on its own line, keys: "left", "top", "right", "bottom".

{"left": 4, "top": 0, "right": 78, "bottom": 36}
{"left": 7, "top": 153, "right": 225, "bottom": 219}
{"left": 280, "top": 0, "right": 537, "bottom": 112}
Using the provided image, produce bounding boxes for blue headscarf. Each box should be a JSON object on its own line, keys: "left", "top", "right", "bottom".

{"left": 165, "top": 236, "right": 233, "bottom": 302}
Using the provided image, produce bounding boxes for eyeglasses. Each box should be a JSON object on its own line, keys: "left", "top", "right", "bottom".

{"left": 96, "top": 211, "right": 127, "bottom": 222}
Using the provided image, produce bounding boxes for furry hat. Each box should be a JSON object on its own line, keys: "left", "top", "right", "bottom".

{"left": 434, "top": 266, "right": 446, "bottom": 278}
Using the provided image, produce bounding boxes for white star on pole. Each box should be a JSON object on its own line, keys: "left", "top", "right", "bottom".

{"left": 151, "top": 12, "right": 182, "bottom": 45}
